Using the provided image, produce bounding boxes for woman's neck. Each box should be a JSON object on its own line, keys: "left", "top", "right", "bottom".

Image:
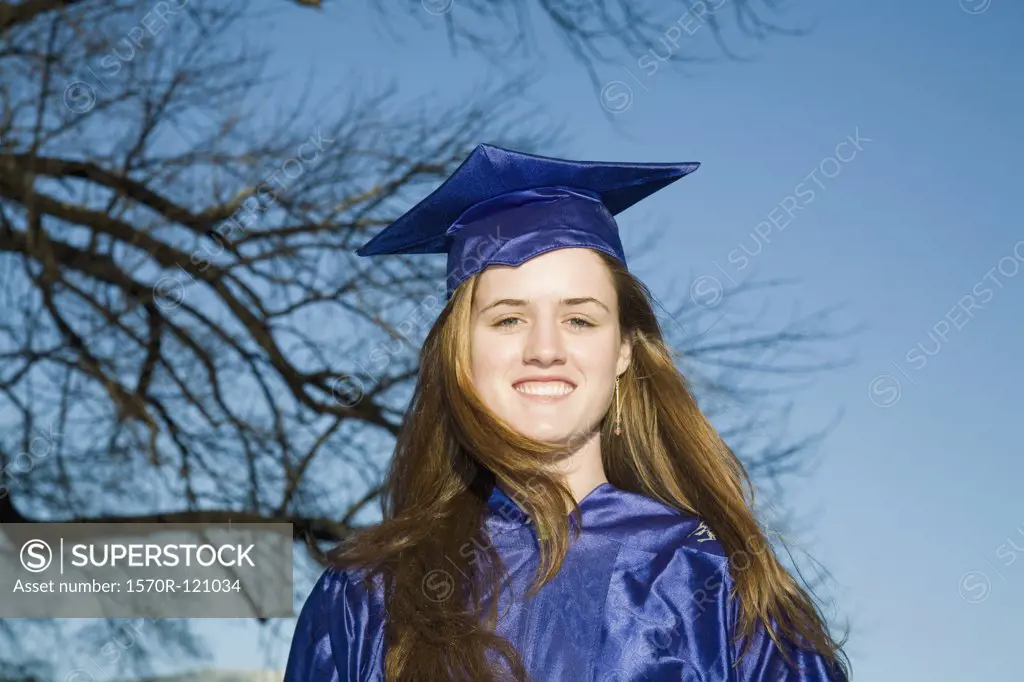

{"left": 550, "top": 428, "right": 607, "bottom": 507}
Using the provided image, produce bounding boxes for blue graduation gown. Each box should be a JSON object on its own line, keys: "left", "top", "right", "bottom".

{"left": 285, "top": 482, "right": 846, "bottom": 681}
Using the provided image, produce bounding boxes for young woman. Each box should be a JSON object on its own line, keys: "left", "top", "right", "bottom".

{"left": 285, "top": 144, "right": 851, "bottom": 681}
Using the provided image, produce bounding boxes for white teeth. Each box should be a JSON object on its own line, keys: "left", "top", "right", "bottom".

{"left": 514, "top": 381, "right": 574, "bottom": 396}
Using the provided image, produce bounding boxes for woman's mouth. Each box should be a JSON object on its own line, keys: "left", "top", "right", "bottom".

{"left": 512, "top": 380, "right": 576, "bottom": 402}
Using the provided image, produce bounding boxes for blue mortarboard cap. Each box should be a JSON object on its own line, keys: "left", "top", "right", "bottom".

{"left": 355, "top": 143, "right": 699, "bottom": 298}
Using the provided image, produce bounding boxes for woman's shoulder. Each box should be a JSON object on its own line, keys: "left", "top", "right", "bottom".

{"left": 596, "top": 485, "right": 728, "bottom": 561}
{"left": 309, "top": 562, "right": 384, "bottom": 604}
{"left": 297, "top": 562, "right": 388, "bottom": 637}
{"left": 286, "top": 564, "right": 387, "bottom": 680}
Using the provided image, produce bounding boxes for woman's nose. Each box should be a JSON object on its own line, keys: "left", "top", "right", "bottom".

{"left": 522, "top": 319, "right": 566, "bottom": 365}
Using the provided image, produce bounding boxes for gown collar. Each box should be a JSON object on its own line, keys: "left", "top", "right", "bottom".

{"left": 484, "top": 481, "right": 616, "bottom": 535}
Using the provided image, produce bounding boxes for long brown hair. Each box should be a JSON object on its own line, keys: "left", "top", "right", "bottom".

{"left": 324, "top": 251, "right": 850, "bottom": 681}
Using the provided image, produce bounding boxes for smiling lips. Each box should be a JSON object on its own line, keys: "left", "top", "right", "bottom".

{"left": 513, "top": 378, "right": 576, "bottom": 402}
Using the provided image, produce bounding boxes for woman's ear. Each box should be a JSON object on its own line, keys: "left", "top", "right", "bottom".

{"left": 616, "top": 331, "right": 633, "bottom": 377}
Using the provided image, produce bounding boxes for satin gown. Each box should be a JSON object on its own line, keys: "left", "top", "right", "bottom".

{"left": 285, "top": 482, "right": 847, "bottom": 681}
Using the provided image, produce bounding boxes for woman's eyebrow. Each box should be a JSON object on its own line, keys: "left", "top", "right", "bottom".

{"left": 479, "top": 298, "right": 528, "bottom": 313}
{"left": 562, "top": 297, "right": 609, "bottom": 313}
{"left": 479, "top": 297, "right": 609, "bottom": 313}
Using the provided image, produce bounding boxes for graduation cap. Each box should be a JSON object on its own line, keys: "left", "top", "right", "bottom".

{"left": 355, "top": 143, "right": 699, "bottom": 298}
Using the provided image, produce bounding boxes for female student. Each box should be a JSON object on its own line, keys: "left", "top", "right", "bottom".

{"left": 285, "top": 143, "right": 850, "bottom": 681}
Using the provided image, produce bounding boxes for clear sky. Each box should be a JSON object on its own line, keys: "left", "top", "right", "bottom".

{"left": 150, "top": 0, "right": 1023, "bottom": 679}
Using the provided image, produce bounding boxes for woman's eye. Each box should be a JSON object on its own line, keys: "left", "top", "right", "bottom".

{"left": 493, "top": 317, "right": 592, "bottom": 329}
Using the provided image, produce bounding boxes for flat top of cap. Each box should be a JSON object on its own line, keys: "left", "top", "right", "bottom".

{"left": 355, "top": 143, "right": 699, "bottom": 256}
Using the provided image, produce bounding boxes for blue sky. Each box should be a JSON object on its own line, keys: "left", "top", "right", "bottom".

{"left": 140, "top": 0, "right": 1022, "bottom": 679}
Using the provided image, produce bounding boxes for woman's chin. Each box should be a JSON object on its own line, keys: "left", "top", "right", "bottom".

{"left": 513, "top": 422, "right": 577, "bottom": 447}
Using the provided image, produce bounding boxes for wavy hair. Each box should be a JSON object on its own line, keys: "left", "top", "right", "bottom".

{"left": 323, "top": 251, "right": 850, "bottom": 681}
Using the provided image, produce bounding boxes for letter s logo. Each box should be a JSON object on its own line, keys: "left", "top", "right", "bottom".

{"left": 21, "top": 539, "right": 52, "bottom": 572}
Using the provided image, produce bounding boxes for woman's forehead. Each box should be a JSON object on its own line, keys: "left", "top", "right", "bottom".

{"left": 474, "top": 249, "right": 615, "bottom": 300}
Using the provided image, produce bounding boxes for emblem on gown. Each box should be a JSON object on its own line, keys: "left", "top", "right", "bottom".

{"left": 689, "top": 520, "right": 716, "bottom": 542}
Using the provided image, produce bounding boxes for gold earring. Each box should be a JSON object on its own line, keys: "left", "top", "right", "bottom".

{"left": 613, "top": 376, "right": 621, "bottom": 435}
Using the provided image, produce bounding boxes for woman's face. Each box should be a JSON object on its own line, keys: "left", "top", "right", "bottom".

{"left": 469, "top": 248, "right": 632, "bottom": 445}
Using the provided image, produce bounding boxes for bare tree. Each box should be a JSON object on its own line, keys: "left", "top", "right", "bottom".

{"left": 0, "top": 0, "right": 842, "bottom": 679}
{"left": 372, "top": 0, "right": 806, "bottom": 95}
